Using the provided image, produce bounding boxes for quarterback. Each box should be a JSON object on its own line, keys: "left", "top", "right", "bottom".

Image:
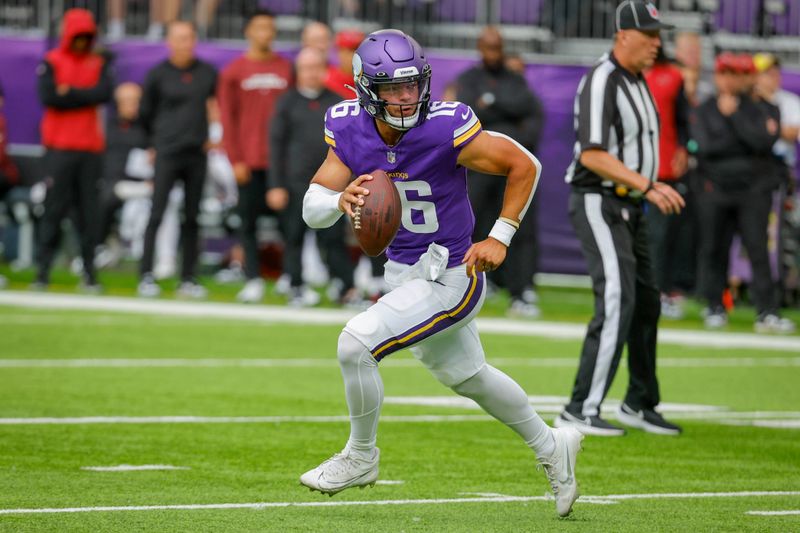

{"left": 300, "top": 29, "right": 583, "bottom": 517}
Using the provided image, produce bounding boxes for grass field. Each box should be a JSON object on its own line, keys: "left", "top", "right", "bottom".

{"left": 1, "top": 279, "right": 799, "bottom": 531}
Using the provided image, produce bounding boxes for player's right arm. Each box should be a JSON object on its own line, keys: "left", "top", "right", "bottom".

{"left": 303, "top": 148, "right": 373, "bottom": 228}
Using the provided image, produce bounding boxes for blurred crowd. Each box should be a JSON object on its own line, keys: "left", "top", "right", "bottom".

{"left": 0, "top": 7, "right": 798, "bottom": 331}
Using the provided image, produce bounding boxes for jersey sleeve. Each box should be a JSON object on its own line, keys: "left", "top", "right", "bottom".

{"left": 576, "top": 63, "right": 616, "bottom": 153}
{"left": 451, "top": 103, "right": 483, "bottom": 149}
{"left": 323, "top": 102, "right": 354, "bottom": 169}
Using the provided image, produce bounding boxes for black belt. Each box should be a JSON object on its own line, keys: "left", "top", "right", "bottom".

{"left": 573, "top": 186, "right": 644, "bottom": 204}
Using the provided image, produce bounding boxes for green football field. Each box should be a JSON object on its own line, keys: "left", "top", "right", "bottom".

{"left": 0, "top": 293, "right": 799, "bottom": 532}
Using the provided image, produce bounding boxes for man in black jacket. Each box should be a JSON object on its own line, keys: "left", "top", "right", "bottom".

{"left": 137, "top": 21, "right": 217, "bottom": 299}
{"left": 691, "top": 52, "right": 793, "bottom": 333}
{"left": 266, "top": 47, "right": 357, "bottom": 307}
{"left": 454, "top": 27, "right": 542, "bottom": 317}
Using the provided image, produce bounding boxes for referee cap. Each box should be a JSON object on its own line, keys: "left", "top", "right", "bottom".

{"left": 616, "top": 1, "right": 675, "bottom": 31}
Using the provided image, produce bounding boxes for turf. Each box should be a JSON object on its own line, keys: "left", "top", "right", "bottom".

{"left": 0, "top": 300, "right": 799, "bottom": 531}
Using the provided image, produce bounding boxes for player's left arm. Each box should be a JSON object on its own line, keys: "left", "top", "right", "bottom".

{"left": 457, "top": 130, "right": 541, "bottom": 275}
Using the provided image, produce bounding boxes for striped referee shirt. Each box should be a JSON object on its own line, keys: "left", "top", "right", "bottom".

{"left": 565, "top": 52, "right": 660, "bottom": 190}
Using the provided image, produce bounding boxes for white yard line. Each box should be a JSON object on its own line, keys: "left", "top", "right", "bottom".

{"left": 1, "top": 356, "right": 799, "bottom": 369}
{"left": 0, "top": 491, "right": 798, "bottom": 516}
{"left": 81, "top": 465, "right": 190, "bottom": 472}
{"left": 2, "top": 291, "right": 799, "bottom": 351}
{"left": 746, "top": 510, "right": 800, "bottom": 516}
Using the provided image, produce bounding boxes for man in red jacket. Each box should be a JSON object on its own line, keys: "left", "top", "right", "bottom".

{"left": 644, "top": 46, "right": 691, "bottom": 319}
{"left": 35, "top": 8, "right": 113, "bottom": 291}
{"left": 217, "top": 8, "right": 291, "bottom": 303}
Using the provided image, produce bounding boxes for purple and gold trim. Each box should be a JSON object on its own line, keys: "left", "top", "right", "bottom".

{"left": 371, "top": 271, "right": 484, "bottom": 361}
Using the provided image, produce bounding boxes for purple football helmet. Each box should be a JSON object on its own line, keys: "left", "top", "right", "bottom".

{"left": 352, "top": 29, "right": 432, "bottom": 131}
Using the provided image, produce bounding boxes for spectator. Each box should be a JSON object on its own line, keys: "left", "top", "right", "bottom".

{"left": 301, "top": 20, "right": 332, "bottom": 56}
{"left": 453, "top": 26, "right": 541, "bottom": 317}
{"left": 754, "top": 52, "right": 800, "bottom": 305}
{"left": 0, "top": 81, "right": 20, "bottom": 289}
{"left": 326, "top": 29, "right": 364, "bottom": 99}
{"left": 96, "top": 82, "right": 149, "bottom": 266}
{"left": 673, "top": 31, "right": 714, "bottom": 107}
{"left": 502, "top": 52, "right": 545, "bottom": 316}
{"left": 217, "top": 8, "right": 291, "bottom": 303}
{"left": 137, "top": 20, "right": 217, "bottom": 299}
{"left": 268, "top": 47, "right": 358, "bottom": 307}
{"left": 644, "top": 45, "right": 692, "bottom": 319}
{"left": 107, "top": 0, "right": 221, "bottom": 41}
{"left": 35, "top": 8, "right": 113, "bottom": 292}
{"left": 691, "top": 52, "right": 793, "bottom": 333}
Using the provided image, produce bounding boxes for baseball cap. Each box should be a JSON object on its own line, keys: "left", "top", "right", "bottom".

{"left": 714, "top": 52, "right": 740, "bottom": 73}
{"left": 735, "top": 53, "right": 756, "bottom": 74}
{"left": 335, "top": 29, "right": 365, "bottom": 50}
{"left": 753, "top": 52, "right": 780, "bottom": 72}
{"left": 615, "top": 1, "right": 675, "bottom": 31}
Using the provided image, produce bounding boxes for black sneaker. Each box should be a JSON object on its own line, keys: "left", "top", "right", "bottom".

{"left": 616, "top": 403, "right": 682, "bottom": 435}
{"left": 554, "top": 410, "right": 625, "bottom": 437}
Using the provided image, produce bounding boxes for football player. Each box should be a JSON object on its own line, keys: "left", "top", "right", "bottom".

{"left": 300, "top": 29, "right": 583, "bottom": 517}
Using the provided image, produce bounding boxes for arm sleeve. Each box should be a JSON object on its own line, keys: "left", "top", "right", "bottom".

{"left": 63, "top": 60, "right": 114, "bottom": 106}
{"left": 452, "top": 104, "right": 483, "bottom": 150}
{"left": 490, "top": 74, "right": 536, "bottom": 122}
{"left": 675, "top": 83, "right": 690, "bottom": 147}
{"left": 576, "top": 65, "right": 616, "bottom": 153}
{"left": 268, "top": 94, "right": 290, "bottom": 189}
{"left": 729, "top": 102, "right": 779, "bottom": 154}
{"left": 138, "top": 69, "right": 158, "bottom": 144}
{"left": 217, "top": 66, "right": 243, "bottom": 164}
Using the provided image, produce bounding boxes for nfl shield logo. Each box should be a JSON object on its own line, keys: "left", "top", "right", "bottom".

{"left": 647, "top": 3, "right": 660, "bottom": 19}
{"left": 386, "top": 151, "right": 396, "bottom": 164}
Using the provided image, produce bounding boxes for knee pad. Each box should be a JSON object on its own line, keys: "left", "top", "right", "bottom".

{"left": 337, "top": 330, "right": 374, "bottom": 368}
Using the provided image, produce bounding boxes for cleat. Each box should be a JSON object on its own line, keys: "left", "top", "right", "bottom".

{"left": 539, "top": 427, "right": 583, "bottom": 517}
{"left": 299, "top": 448, "right": 380, "bottom": 496}
{"left": 554, "top": 410, "right": 625, "bottom": 437}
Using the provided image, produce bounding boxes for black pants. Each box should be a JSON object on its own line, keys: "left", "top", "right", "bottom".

{"left": 696, "top": 184, "right": 777, "bottom": 315}
{"left": 468, "top": 170, "right": 537, "bottom": 297}
{"left": 566, "top": 190, "right": 661, "bottom": 416}
{"left": 645, "top": 176, "right": 696, "bottom": 294}
{"left": 279, "top": 186, "right": 354, "bottom": 290}
{"left": 36, "top": 149, "right": 102, "bottom": 284}
{"left": 140, "top": 149, "right": 206, "bottom": 281}
{"left": 237, "top": 169, "right": 268, "bottom": 280}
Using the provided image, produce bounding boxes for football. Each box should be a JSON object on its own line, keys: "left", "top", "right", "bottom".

{"left": 351, "top": 169, "right": 402, "bottom": 257}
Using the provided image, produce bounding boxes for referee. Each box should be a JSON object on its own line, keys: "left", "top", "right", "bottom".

{"left": 554, "top": 1, "right": 685, "bottom": 436}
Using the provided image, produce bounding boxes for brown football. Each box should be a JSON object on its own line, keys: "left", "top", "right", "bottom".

{"left": 351, "top": 169, "right": 402, "bottom": 257}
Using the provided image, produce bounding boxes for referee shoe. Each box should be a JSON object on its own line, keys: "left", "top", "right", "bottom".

{"left": 616, "top": 403, "right": 682, "bottom": 435}
{"left": 554, "top": 410, "right": 625, "bottom": 437}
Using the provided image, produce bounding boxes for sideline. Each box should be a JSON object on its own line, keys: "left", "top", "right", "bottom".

{"left": 2, "top": 291, "right": 799, "bottom": 351}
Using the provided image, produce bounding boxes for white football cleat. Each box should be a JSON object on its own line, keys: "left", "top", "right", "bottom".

{"left": 300, "top": 448, "right": 379, "bottom": 496}
{"left": 539, "top": 427, "right": 583, "bottom": 517}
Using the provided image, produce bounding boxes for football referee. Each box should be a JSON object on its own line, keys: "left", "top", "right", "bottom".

{"left": 554, "top": 1, "right": 685, "bottom": 436}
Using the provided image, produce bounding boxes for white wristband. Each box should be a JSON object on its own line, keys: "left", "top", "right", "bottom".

{"left": 488, "top": 219, "right": 517, "bottom": 247}
{"left": 302, "top": 183, "right": 343, "bottom": 229}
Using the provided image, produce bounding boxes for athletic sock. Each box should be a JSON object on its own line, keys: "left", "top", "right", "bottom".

{"left": 337, "top": 332, "right": 383, "bottom": 455}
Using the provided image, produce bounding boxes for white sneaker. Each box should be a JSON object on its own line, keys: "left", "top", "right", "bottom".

{"left": 507, "top": 298, "right": 541, "bottom": 319}
{"left": 754, "top": 313, "right": 796, "bottom": 334}
{"left": 237, "top": 278, "right": 265, "bottom": 303}
{"left": 300, "top": 448, "right": 380, "bottom": 496}
{"left": 137, "top": 275, "right": 161, "bottom": 298}
{"left": 704, "top": 309, "right": 728, "bottom": 329}
{"left": 177, "top": 281, "right": 208, "bottom": 300}
{"left": 539, "top": 427, "right": 583, "bottom": 517}
{"left": 288, "top": 286, "right": 321, "bottom": 307}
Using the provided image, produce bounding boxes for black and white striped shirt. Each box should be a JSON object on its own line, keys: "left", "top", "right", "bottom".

{"left": 565, "top": 52, "right": 660, "bottom": 189}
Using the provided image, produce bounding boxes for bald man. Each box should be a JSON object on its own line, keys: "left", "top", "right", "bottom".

{"left": 301, "top": 21, "right": 332, "bottom": 56}
{"left": 267, "top": 47, "right": 359, "bottom": 307}
{"left": 453, "top": 26, "right": 543, "bottom": 318}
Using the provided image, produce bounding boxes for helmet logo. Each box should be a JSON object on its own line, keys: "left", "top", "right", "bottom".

{"left": 352, "top": 53, "right": 363, "bottom": 85}
{"left": 393, "top": 66, "right": 419, "bottom": 77}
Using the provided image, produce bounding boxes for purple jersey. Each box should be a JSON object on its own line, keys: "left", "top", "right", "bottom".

{"left": 324, "top": 100, "right": 483, "bottom": 266}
